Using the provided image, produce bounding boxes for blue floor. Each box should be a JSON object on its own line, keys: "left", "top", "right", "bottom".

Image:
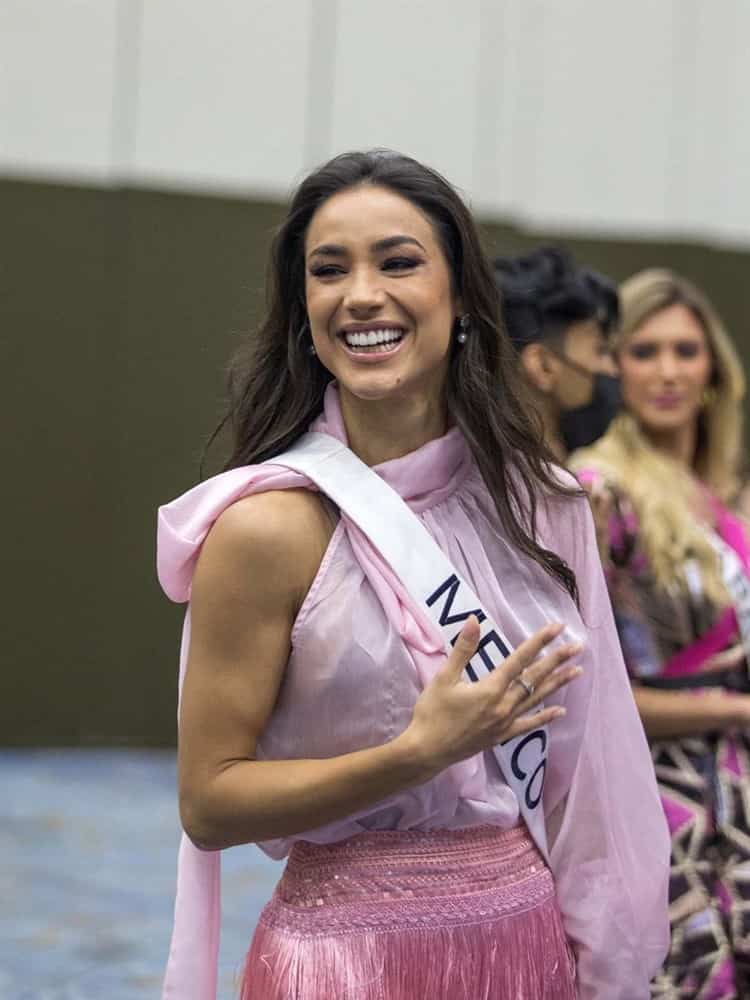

{"left": 0, "top": 750, "right": 283, "bottom": 1000}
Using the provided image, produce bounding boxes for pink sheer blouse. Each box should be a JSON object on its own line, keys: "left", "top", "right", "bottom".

{"left": 157, "top": 384, "right": 670, "bottom": 1000}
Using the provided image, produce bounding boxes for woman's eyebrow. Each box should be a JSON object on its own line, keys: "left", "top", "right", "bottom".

{"left": 372, "top": 235, "right": 425, "bottom": 253}
{"left": 307, "top": 243, "right": 347, "bottom": 261}
{"left": 307, "top": 234, "right": 426, "bottom": 262}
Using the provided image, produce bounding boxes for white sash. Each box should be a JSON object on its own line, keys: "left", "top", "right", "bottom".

{"left": 268, "top": 431, "right": 550, "bottom": 860}
{"left": 707, "top": 530, "right": 750, "bottom": 661}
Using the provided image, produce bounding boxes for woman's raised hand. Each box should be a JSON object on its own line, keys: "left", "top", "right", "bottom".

{"left": 405, "top": 616, "right": 583, "bottom": 776}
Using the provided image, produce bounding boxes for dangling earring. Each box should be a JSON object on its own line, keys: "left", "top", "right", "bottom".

{"left": 298, "top": 320, "right": 316, "bottom": 356}
{"left": 457, "top": 314, "right": 471, "bottom": 344}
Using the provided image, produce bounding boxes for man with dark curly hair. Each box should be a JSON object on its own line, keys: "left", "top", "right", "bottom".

{"left": 494, "top": 246, "right": 620, "bottom": 461}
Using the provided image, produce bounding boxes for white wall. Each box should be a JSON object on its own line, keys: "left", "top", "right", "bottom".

{"left": 2, "top": 0, "right": 749, "bottom": 246}
{"left": 1, "top": 0, "right": 122, "bottom": 182}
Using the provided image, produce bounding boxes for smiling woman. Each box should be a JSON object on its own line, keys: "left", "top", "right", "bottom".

{"left": 304, "top": 184, "right": 461, "bottom": 461}
{"left": 306, "top": 187, "right": 454, "bottom": 396}
{"left": 157, "top": 150, "right": 669, "bottom": 1000}
{"left": 570, "top": 270, "right": 750, "bottom": 998}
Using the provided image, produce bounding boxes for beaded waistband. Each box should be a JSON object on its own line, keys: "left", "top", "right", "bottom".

{"left": 264, "top": 824, "right": 553, "bottom": 935}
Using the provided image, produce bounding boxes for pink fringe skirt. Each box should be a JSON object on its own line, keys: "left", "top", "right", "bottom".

{"left": 240, "top": 824, "right": 576, "bottom": 999}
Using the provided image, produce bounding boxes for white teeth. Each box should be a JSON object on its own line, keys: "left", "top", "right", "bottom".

{"left": 343, "top": 327, "right": 405, "bottom": 348}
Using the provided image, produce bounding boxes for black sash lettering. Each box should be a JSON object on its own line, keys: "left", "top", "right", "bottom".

{"left": 426, "top": 574, "right": 487, "bottom": 627}
{"left": 510, "top": 730, "right": 548, "bottom": 810}
{"left": 476, "top": 629, "right": 511, "bottom": 670}
{"left": 462, "top": 631, "right": 511, "bottom": 682}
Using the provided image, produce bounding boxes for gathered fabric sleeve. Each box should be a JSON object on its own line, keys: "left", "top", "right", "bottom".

{"left": 541, "top": 489, "right": 670, "bottom": 999}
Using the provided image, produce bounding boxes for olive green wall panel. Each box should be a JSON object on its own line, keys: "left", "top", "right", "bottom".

{"left": 2, "top": 177, "right": 748, "bottom": 745}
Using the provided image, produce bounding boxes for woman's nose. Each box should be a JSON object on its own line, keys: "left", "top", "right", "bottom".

{"left": 656, "top": 350, "right": 679, "bottom": 379}
{"left": 343, "top": 267, "right": 386, "bottom": 312}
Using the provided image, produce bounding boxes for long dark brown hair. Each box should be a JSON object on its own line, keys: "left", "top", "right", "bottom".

{"left": 209, "top": 150, "right": 580, "bottom": 601}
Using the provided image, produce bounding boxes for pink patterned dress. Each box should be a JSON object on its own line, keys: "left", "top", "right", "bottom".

{"left": 577, "top": 466, "right": 750, "bottom": 999}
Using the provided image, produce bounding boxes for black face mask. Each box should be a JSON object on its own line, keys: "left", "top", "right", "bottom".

{"left": 559, "top": 372, "right": 621, "bottom": 453}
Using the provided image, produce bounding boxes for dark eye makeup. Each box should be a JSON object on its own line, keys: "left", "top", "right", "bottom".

{"left": 382, "top": 256, "right": 421, "bottom": 271}
{"left": 309, "top": 264, "right": 344, "bottom": 278}
{"left": 675, "top": 341, "right": 702, "bottom": 358}
{"left": 627, "top": 343, "right": 657, "bottom": 360}
{"left": 308, "top": 255, "right": 422, "bottom": 279}
{"left": 627, "top": 340, "right": 704, "bottom": 360}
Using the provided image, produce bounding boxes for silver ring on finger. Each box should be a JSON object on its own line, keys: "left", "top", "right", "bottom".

{"left": 514, "top": 673, "right": 535, "bottom": 698}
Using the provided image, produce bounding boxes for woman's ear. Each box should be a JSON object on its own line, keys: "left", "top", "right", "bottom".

{"left": 519, "top": 343, "right": 558, "bottom": 393}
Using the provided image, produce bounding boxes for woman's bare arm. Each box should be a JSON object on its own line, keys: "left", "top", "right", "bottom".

{"left": 577, "top": 479, "right": 750, "bottom": 742}
{"left": 633, "top": 684, "right": 750, "bottom": 741}
{"left": 178, "top": 489, "right": 581, "bottom": 850}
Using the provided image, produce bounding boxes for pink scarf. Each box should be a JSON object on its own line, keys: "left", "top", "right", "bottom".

{"left": 157, "top": 387, "right": 482, "bottom": 997}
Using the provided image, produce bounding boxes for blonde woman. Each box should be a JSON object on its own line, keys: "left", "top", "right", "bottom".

{"left": 570, "top": 270, "right": 750, "bottom": 998}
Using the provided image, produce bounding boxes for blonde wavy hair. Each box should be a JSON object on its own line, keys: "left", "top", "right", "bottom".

{"left": 570, "top": 269, "right": 745, "bottom": 604}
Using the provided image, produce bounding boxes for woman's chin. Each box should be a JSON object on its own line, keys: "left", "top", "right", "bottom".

{"left": 328, "top": 352, "right": 450, "bottom": 407}
{"left": 337, "top": 371, "right": 410, "bottom": 402}
{"left": 636, "top": 406, "right": 700, "bottom": 435}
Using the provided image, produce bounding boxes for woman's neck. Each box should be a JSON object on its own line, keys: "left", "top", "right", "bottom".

{"left": 642, "top": 420, "right": 697, "bottom": 470}
{"left": 339, "top": 387, "right": 448, "bottom": 467}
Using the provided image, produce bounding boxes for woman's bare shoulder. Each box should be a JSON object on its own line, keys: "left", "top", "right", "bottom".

{"left": 196, "top": 488, "right": 337, "bottom": 613}
{"left": 210, "top": 488, "right": 333, "bottom": 544}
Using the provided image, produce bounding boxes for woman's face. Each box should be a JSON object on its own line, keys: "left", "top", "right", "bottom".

{"left": 618, "top": 303, "right": 713, "bottom": 435}
{"left": 304, "top": 184, "right": 460, "bottom": 403}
